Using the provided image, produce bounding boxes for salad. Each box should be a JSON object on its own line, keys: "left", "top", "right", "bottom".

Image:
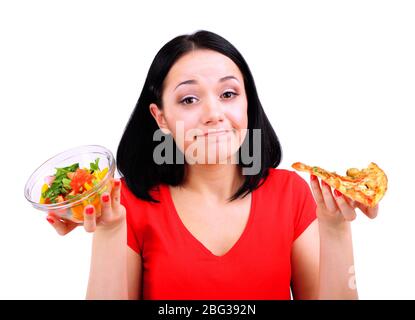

{"left": 40, "top": 158, "right": 108, "bottom": 204}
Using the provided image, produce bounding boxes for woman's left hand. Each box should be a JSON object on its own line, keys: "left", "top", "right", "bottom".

{"left": 310, "top": 174, "right": 379, "bottom": 229}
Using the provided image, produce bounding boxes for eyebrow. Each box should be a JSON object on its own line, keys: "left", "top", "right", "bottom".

{"left": 174, "top": 75, "right": 239, "bottom": 91}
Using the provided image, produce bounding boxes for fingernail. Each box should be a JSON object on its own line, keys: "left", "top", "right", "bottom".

{"left": 114, "top": 180, "right": 121, "bottom": 187}
{"left": 334, "top": 189, "right": 342, "bottom": 197}
{"left": 86, "top": 207, "right": 94, "bottom": 215}
{"left": 46, "top": 217, "right": 55, "bottom": 224}
{"left": 311, "top": 175, "right": 317, "bottom": 181}
{"left": 102, "top": 194, "right": 110, "bottom": 202}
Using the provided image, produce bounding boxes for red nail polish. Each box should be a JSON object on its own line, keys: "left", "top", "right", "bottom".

{"left": 311, "top": 175, "right": 317, "bottom": 181}
{"left": 114, "top": 180, "right": 121, "bottom": 187}
{"left": 102, "top": 194, "right": 110, "bottom": 202}
{"left": 47, "top": 217, "right": 55, "bottom": 224}
{"left": 334, "top": 189, "right": 342, "bottom": 197}
{"left": 86, "top": 207, "right": 94, "bottom": 215}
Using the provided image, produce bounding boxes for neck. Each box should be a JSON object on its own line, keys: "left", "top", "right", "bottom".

{"left": 182, "top": 163, "right": 244, "bottom": 203}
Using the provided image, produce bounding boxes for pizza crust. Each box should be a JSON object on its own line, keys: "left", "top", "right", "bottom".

{"left": 292, "top": 162, "right": 388, "bottom": 208}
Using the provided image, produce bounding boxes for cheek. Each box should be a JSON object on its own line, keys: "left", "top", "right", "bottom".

{"left": 164, "top": 111, "right": 199, "bottom": 152}
{"left": 163, "top": 106, "right": 186, "bottom": 134}
{"left": 226, "top": 102, "right": 248, "bottom": 130}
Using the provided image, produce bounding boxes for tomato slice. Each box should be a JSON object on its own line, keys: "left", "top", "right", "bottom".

{"left": 70, "top": 168, "right": 94, "bottom": 194}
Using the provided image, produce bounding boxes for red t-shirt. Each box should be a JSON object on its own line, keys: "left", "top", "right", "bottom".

{"left": 121, "top": 168, "right": 317, "bottom": 300}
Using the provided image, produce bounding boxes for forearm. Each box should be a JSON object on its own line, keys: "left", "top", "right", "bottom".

{"left": 318, "top": 221, "right": 358, "bottom": 300}
{"left": 86, "top": 219, "right": 128, "bottom": 299}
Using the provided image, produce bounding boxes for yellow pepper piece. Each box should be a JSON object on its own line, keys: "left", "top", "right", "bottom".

{"left": 41, "top": 183, "right": 49, "bottom": 193}
{"left": 99, "top": 167, "right": 108, "bottom": 180}
{"left": 84, "top": 182, "right": 92, "bottom": 191}
{"left": 93, "top": 171, "right": 101, "bottom": 180}
{"left": 39, "top": 183, "right": 49, "bottom": 204}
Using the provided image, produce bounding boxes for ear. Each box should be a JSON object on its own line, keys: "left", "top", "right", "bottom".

{"left": 149, "top": 103, "right": 171, "bottom": 135}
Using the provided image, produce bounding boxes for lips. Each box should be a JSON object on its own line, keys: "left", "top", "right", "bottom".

{"left": 197, "top": 129, "right": 231, "bottom": 137}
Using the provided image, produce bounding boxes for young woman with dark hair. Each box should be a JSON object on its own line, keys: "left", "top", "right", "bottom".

{"left": 46, "top": 30, "right": 379, "bottom": 300}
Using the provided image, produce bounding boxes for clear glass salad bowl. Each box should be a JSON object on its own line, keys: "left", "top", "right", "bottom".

{"left": 24, "top": 145, "right": 116, "bottom": 223}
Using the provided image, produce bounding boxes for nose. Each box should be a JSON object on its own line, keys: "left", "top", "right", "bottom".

{"left": 201, "top": 95, "right": 224, "bottom": 125}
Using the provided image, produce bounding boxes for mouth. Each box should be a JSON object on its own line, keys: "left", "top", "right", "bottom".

{"left": 196, "top": 129, "right": 232, "bottom": 138}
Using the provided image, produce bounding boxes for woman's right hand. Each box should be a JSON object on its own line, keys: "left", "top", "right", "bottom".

{"left": 46, "top": 178, "right": 126, "bottom": 235}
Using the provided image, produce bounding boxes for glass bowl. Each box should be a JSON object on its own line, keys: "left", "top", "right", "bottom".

{"left": 24, "top": 145, "right": 115, "bottom": 224}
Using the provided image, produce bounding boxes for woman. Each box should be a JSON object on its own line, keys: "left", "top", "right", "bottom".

{"left": 46, "top": 30, "right": 379, "bottom": 300}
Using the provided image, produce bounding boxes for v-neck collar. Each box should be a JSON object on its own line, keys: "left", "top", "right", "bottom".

{"left": 160, "top": 183, "right": 256, "bottom": 259}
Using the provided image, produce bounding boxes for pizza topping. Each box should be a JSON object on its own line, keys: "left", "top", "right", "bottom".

{"left": 292, "top": 162, "right": 388, "bottom": 208}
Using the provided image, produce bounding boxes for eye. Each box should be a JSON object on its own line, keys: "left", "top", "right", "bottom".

{"left": 222, "top": 91, "right": 239, "bottom": 99}
{"left": 180, "top": 96, "right": 198, "bottom": 105}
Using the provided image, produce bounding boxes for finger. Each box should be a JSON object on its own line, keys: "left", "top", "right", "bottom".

{"left": 333, "top": 189, "right": 357, "bottom": 221}
{"left": 343, "top": 196, "right": 358, "bottom": 209}
{"left": 111, "top": 179, "right": 121, "bottom": 210}
{"left": 320, "top": 180, "right": 339, "bottom": 213}
{"left": 309, "top": 175, "right": 325, "bottom": 207}
{"left": 83, "top": 205, "right": 96, "bottom": 232}
{"left": 358, "top": 203, "right": 379, "bottom": 219}
{"left": 46, "top": 213, "right": 78, "bottom": 236}
{"left": 101, "top": 192, "right": 112, "bottom": 219}
{"left": 343, "top": 196, "right": 379, "bottom": 219}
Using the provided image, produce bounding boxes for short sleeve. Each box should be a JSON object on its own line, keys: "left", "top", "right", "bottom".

{"left": 292, "top": 172, "right": 317, "bottom": 241}
{"left": 120, "top": 179, "right": 142, "bottom": 255}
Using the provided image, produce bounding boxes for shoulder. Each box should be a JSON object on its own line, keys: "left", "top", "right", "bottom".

{"left": 120, "top": 177, "right": 162, "bottom": 203}
{"left": 119, "top": 177, "right": 164, "bottom": 221}
{"left": 265, "top": 167, "right": 308, "bottom": 187}
{"left": 259, "top": 167, "right": 312, "bottom": 200}
{"left": 264, "top": 168, "right": 317, "bottom": 225}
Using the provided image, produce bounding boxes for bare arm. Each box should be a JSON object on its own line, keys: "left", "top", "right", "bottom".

{"left": 291, "top": 220, "right": 357, "bottom": 299}
{"left": 291, "top": 174, "right": 379, "bottom": 299}
{"left": 127, "top": 247, "right": 142, "bottom": 300}
{"left": 291, "top": 220, "right": 319, "bottom": 300}
{"left": 86, "top": 219, "right": 128, "bottom": 299}
{"left": 46, "top": 178, "right": 142, "bottom": 300}
{"left": 86, "top": 222, "right": 143, "bottom": 299}
{"left": 318, "top": 221, "right": 357, "bottom": 299}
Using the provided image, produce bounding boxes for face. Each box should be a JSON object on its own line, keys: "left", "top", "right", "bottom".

{"left": 150, "top": 49, "right": 248, "bottom": 165}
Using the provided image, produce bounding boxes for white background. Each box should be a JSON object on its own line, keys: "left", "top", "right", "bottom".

{"left": 1, "top": 0, "right": 414, "bottom": 299}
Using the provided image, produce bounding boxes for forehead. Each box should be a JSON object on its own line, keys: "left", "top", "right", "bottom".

{"left": 164, "top": 49, "right": 243, "bottom": 88}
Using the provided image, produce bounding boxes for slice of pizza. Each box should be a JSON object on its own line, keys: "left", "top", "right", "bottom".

{"left": 292, "top": 162, "right": 388, "bottom": 208}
